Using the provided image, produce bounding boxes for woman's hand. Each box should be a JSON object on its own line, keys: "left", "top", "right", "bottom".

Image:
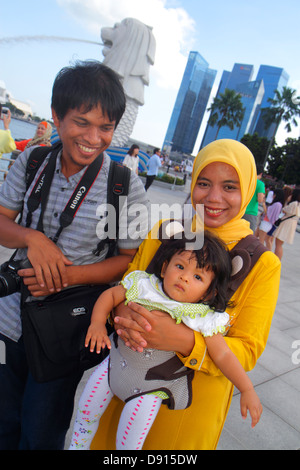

{"left": 114, "top": 301, "right": 162, "bottom": 352}
{"left": 114, "top": 301, "right": 195, "bottom": 356}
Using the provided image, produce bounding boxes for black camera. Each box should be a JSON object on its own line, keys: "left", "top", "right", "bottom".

{"left": 0, "top": 258, "right": 31, "bottom": 297}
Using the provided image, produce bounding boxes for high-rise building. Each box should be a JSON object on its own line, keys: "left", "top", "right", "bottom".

{"left": 200, "top": 63, "right": 289, "bottom": 149}
{"left": 163, "top": 51, "right": 216, "bottom": 155}
{"left": 252, "top": 65, "right": 289, "bottom": 140}
{"left": 201, "top": 64, "right": 256, "bottom": 146}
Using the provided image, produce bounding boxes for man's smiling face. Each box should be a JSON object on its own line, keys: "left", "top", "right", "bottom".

{"left": 52, "top": 105, "right": 116, "bottom": 177}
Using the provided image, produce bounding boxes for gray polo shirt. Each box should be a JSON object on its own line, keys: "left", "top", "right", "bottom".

{"left": 0, "top": 147, "right": 150, "bottom": 341}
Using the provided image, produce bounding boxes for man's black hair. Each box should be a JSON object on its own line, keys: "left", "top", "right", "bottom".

{"left": 51, "top": 60, "right": 126, "bottom": 127}
{"left": 152, "top": 231, "right": 233, "bottom": 312}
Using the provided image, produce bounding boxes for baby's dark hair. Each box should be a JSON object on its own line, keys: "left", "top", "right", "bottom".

{"left": 152, "top": 230, "right": 232, "bottom": 312}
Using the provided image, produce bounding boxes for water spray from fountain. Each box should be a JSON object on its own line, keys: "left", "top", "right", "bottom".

{"left": 0, "top": 35, "right": 103, "bottom": 46}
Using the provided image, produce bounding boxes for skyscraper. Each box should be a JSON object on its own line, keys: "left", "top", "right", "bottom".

{"left": 201, "top": 64, "right": 255, "bottom": 146}
{"left": 163, "top": 51, "right": 216, "bottom": 155}
{"left": 200, "top": 63, "right": 289, "bottom": 149}
{"left": 252, "top": 65, "right": 289, "bottom": 140}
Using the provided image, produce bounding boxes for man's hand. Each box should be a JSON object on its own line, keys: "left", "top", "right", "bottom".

{"left": 17, "top": 269, "right": 60, "bottom": 297}
{"left": 19, "top": 231, "right": 72, "bottom": 293}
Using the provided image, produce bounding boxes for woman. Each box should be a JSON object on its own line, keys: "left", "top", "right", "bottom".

{"left": 15, "top": 121, "right": 52, "bottom": 152}
{"left": 273, "top": 188, "right": 300, "bottom": 260}
{"left": 264, "top": 186, "right": 293, "bottom": 251}
{"left": 90, "top": 139, "right": 281, "bottom": 450}
{"left": 122, "top": 144, "right": 140, "bottom": 174}
{"left": 258, "top": 189, "right": 284, "bottom": 247}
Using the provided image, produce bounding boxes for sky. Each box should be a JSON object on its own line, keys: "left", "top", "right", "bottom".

{"left": 1, "top": 0, "right": 300, "bottom": 155}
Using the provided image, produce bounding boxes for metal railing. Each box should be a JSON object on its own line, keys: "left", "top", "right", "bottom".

{"left": 0, "top": 151, "right": 21, "bottom": 182}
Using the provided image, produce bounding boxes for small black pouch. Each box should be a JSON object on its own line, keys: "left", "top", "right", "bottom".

{"left": 21, "top": 284, "right": 113, "bottom": 383}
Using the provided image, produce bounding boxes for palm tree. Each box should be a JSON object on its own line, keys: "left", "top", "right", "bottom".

{"left": 261, "top": 86, "right": 300, "bottom": 166}
{"left": 207, "top": 88, "right": 245, "bottom": 139}
{"left": 262, "top": 86, "right": 300, "bottom": 133}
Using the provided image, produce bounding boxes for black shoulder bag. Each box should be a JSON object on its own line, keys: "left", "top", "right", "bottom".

{"left": 20, "top": 146, "right": 130, "bottom": 383}
{"left": 274, "top": 214, "right": 295, "bottom": 227}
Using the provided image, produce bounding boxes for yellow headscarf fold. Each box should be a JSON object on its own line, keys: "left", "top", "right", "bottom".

{"left": 191, "top": 139, "right": 257, "bottom": 246}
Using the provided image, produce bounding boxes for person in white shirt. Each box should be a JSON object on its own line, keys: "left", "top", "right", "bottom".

{"left": 122, "top": 144, "right": 140, "bottom": 174}
{"left": 145, "top": 148, "right": 161, "bottom": 191}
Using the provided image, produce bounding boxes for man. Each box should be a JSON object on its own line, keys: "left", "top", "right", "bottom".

{"left": 0, "top": 61, "right": 149, "bottom": 450}
{"left": 144, "top": 148, "right": 162, "bottom": 191}
{"left": 243, "top": 163, "right": 266, "bottom": 232}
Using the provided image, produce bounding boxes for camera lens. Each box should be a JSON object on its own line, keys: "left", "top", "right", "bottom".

{"left": 0, "top": 271, "right": 21, "bottom": 297}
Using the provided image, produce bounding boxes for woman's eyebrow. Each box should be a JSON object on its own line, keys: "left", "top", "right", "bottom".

{"left": 197, "top": 176, "right": 239, "bottom": 184}
{"left": 224, "top": 179, "right": 240, "bottom": 184}
{"left": 197, "top": 176, "right": 210, "bottom": 182}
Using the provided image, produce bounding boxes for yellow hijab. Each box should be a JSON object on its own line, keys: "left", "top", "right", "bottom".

{"left": 191, "top": 139, "right": 257, "bottom": 246}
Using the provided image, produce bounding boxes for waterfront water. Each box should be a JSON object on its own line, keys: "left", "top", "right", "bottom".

{"left": 9, "top": 118, "right": 38, "bottom": 140}
{"left": 0, "top": 118, "right": 38, "bottom": 177}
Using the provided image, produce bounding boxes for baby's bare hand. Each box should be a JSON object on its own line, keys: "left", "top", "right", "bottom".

{"left": 85, "top": 323, "right": 111, "bottom": 354}
{"left": 240, "top": 389, "right": 263, "bottom": 428}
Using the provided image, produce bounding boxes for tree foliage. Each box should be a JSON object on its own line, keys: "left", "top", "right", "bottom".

{"left": 241, "top": 133, "right": 270, "bottom": 166}
{"left": 207, "top": 88, "right": 245, "bottom": 139}
{"left": 262, "top": 86, "right": 300, "bottom": 133}
{"left": 267, "top": 137, "right": 300, "bottom": 185}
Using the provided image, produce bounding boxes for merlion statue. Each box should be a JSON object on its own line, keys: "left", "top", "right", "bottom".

{"left": 101, "top": 17, "right": 156, "bottom": 146}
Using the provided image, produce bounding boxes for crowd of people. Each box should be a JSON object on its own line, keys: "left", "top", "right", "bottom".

{"left": 242, "top": 166, "right": 300, "bottom": 260}
{"left": 0, "top": 59, "right": 297, "bottom": 452}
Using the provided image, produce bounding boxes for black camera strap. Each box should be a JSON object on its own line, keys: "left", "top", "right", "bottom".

{"left": 52, "top": 154, "right": 104, "bottom": 243}
{"left": 25, "top": 147, "right": 104, "bottom": 243}
{"left": 26, "top": 145, "right": 61, "bottom": 228}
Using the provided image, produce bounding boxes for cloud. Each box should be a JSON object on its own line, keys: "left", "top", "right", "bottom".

{"left": 57, "top": 0, "right": 195, "bottom": 90}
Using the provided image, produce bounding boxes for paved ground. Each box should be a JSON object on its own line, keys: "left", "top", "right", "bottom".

{"left": 1, "top": 179, "right": 299, "bottom": 450}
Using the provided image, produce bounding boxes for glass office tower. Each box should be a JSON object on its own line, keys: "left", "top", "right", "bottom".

{"left": 201, "top": 63, "right": 254, "bottom": 147}
{"left": 200, "top": 63, "right": 289, "bottom": 149}
{"left": 252, "top": 65, "right": 289, "bottom": 140}
{"left": 209, "top": 79, "right": 265, "bottom": 142}
{"left": 163, "top": 51, "right": 216, "bottom": 155}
